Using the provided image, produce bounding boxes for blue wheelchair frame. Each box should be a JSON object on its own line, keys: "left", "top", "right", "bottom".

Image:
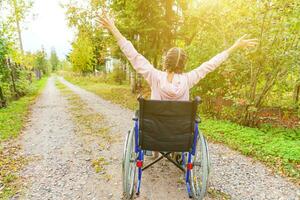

{"left": 133, "top": 117, "right": 200, "bottom": 197}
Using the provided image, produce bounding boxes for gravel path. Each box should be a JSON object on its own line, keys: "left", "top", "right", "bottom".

{"left": 17, "top": 77, "right": 299, "bottom": 200}
{"left": 18, "top": 77, "right": 114, "bottom": 200}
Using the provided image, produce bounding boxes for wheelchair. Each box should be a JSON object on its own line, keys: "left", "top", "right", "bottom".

{"left": 122, "top": 97, "right": 210, "bottom": 199}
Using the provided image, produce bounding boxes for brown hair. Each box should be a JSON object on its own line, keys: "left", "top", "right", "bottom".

{"left": 164, "top": 47, "right": 187, "bottom": 74}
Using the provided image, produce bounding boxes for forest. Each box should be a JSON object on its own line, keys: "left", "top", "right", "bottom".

{"left": 64, "top": 0, "right": 300, "bottom": 128}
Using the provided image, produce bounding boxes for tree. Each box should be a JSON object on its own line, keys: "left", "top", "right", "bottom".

{"left": 50, "top": 48, "right": 59, "bottom": 71}
{"left": 111, "top": 0, "right": 181, "bottom": 66}
{"left": 182, "top": 0, "right": 299, "bottom": 126}
{"left": 69, "top": 31, "right": 94, "bottom": 73}
{"left": 63, "top": 1, "right": 110, "bottom": 74}
{"left": 34, "top": 48, "right": 48, "bottom": 78}
{"left": 0, "top": 33, "right": 10, "bottom": 107}
{"left": 8, "top": 0, "right": 33, "bottom": 54}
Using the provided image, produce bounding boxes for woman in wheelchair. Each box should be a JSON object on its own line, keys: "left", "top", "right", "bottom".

{"left": 99, "top": 13, "right": 257, "bottom": 200}
{"left": 98, "top": 14, "right": 257, "bottom": 101}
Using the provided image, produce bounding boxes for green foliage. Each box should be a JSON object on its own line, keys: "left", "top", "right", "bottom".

{"left": 14, "top": 68, "right": 31, "bottom": 96}
{"left": 184, "top": 0, "right": 300, "bottom": 126}
{"left": 0, "top": 32, "right": 32, "bottom": 102}
{"left": 111, "top": 65, "right": 126, "bottom": 85}
{"left": 0, "top": 34, "right": 10, "bottom": 62}
{"left": 63, "top": 73, "right": 137, "bottom": 110}
{"left": 0, "top": 1, "right": 48, "bottom": 105}
{"left": 199, "top": 119, "right": 300, "bottom": 181}
{"left": 7, "top": 0, "right": 33, "bottom": 23}
{"left": 34, "top": 49, "right": 49, "bottom": 75}
{"left": 63, "top": 1, "right": 299, "bottom": 126}
{"left": 0, "top": 143, "right": 27, "bottom": 200}
{"left": 111, "top": 0, "right": 180, "bottom": 65}
{"left": 0, "top": 77, "right": 48, "bottom": 141}
{"left": 69, "top": 31, "right": 95, "bottom": 73}
{"left": 50, "top": 48, "right": 60, "bottom": 71}
{"left": 63, "top": 1, "right": 110, "bottom": 73}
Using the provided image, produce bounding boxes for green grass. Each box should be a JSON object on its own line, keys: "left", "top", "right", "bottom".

{"left": 63, "top": 74, "right": 300, "bottom": 183}
{"left": 0, "top": 77, "right": 48, "bottom": 200}
{"left": 0, "top": 144, "right": 27, "bottom": 200}
{"left": 0, "top": 77, "right": 48, "bottom": 141}
{"left": 199, "top": 119, "right": 300, "bottom": 180}
{"left": 63, "top": 75, "right": 138, "bottom": 110}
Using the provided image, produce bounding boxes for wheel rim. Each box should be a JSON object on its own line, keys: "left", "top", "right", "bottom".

{"left": 122, "top": 128, "right": 136, "bottom": 198}
{"left": 122, "top": 131, "right": 130, "bottom": 192}
{"left": 190, "top": 133, "right": 209, "bottom": 199}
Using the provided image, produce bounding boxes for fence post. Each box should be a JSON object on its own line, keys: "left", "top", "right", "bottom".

{"left": 0, "top": 86, "right": 6, "bottom": 108}
{"left": 7, "top": 58, "right": 19, "bottom": 99}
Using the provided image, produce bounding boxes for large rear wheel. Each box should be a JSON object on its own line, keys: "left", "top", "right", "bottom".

{"left": 190, "top": 132, "right": 210, "bottom": 199}
{"left": 122, "top": 128, "right": 136, "bottom": 199}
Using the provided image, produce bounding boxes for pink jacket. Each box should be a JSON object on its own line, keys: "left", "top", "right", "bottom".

{"left": 118, "top": 38, "right": 229, "bottom": 101}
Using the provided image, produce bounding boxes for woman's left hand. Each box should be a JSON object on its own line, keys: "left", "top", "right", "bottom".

{"left": 97, "top": 12, "right": 115, "bottom": 31}
{"left": 233, "top": 34, "right": 258, "bottom": 50}
{"left": 97, "top": 11, "right": 124, "bottom": 41}
{"left": 226, "top": 34, "right": 258, "bottom": 54}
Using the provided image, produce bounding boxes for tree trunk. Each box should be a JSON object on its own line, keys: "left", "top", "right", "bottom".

{"left": 243, "top": 69, "right": 282, "bottom": 126}
{"left": 13, "top": 0, "right": 24, "bottom": 54}
{"left": 293, "top": 81, "right": 300, "bottom": 107}
{"left": 11, "top": 73, "right": 18, "bottom": 98}
{"left": 7, "top": 60, "right": 19, "bottom": 99}
{"left": 165, "top": 0, "right": 174, "bottom": 49}
{"left": 130, "top": 71, "right": 137, "bottom": 93}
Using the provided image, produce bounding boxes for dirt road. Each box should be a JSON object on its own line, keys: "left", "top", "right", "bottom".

{"left": 16, "top": 77, "right": 299, "bottom": 200}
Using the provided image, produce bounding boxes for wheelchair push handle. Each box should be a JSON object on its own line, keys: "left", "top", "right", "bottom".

{"left": 194, "top": 96, "right": 202, "bottom": 104}
{"left": 137, "top": 94, "right": 144, "bottom": 101}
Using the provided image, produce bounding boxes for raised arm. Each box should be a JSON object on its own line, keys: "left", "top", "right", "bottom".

{"left": 98, "top": 13, "right": 158, "bottom": 86}
{"left": 186, "top": 35, "right": 258, "bottom": 88}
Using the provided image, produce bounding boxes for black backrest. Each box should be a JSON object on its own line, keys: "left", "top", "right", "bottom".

{"left": 138, "top": 98, "right": 199, "bottom": 152}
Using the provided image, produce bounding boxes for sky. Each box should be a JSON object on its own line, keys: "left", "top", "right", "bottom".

{"left": 22, "top": 0, "right": 74, "bottom": 59}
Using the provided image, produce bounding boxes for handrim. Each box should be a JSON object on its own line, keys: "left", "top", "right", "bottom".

{"left": 190, "top": 132, "right": 209, "bottom": 199}
{"left": 122, "top": 128, "right": 136, "bottom": 199}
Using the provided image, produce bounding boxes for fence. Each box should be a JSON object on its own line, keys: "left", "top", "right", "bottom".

{"left": 0, "top": 58, "right": 34, "bottom": 108}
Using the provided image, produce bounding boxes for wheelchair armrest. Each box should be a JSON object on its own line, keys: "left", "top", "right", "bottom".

{"left": 195, "top": 96, "right": 202, "bottom": 104}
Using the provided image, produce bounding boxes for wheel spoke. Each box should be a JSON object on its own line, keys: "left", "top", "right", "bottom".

{"left": 122, "top": 128, "right": 136, "bottom": 199}
{"left": 189, "top": 133, "right": 209, "bottom": 199}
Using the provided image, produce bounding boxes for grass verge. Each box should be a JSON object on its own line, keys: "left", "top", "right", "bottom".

{"left": 0, "top": 77, "right": 48, "bottom": 141}
{"left": 63, "top": 74, "right": 300, "bottom": 184}
{"left": 63, "top": 74, "right": 138, "bottom": 110}
{"left": 0, "top": 77, "right": 48, "bottom": 200}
